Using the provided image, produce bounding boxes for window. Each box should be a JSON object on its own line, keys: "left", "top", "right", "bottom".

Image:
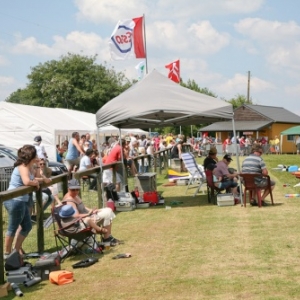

{"left": 287, "top": 135, "right": 295, "bottom": 141}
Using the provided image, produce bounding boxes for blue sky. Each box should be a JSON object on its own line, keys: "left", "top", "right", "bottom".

{"left": 1, "top": 0, "right": 300, "bottom": 115}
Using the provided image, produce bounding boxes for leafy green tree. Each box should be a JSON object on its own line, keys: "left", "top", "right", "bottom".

{"left": 223, "top": 94, "right": 253, "bottom": 109}
{"left": 6, "top": 53, "right": 132, "bottom": 113}
{"left": 180, "top": 79, "right": 217, "bottom": 98}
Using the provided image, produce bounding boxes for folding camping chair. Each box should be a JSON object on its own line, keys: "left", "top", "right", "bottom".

{"left": 181, "top": 152, "right": 206, "bottom": 196}
{"left": 52, "top": 204, "right": 101, "bottom": 262}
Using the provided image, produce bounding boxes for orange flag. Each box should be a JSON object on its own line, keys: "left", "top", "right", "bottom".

{"left": 165, "top": 60, "right": 180, "bottom": 83}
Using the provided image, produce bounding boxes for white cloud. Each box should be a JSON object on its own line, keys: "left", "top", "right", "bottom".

{"left": 187, "top": 21, "right": 230, "bottom": 54}
{"left": 11, "top": 32, "right": 110, "bottom": 60}
{"left": 211, "top": 73, "right": 274, "bottom": 99}
{"left": 235, "top": 18, "right": 300, "bottom": 42}
{"left": 0, "top": 76, "right": 17, "bottom": 101}
{"left": 75, "top": 0, "right": 148, "bottom": 23}
{"left": 235, "top": 18, "right": 300, "bottom": 71}
{"left": 75, "top": 0, "right": 265, "bottom": 23}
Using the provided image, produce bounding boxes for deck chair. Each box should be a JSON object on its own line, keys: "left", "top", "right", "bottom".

{"left": 204, "top": 169, "right": 226, "bottom": 205}
{"left": 52, "top": 204, "right": 100, "bottom": 262}
{"left": 181, "top": 152, "right": 206, "bottom": 196}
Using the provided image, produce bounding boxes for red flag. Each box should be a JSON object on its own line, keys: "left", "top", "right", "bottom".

{"left": 165, "top": 60, "right": 180, "bottom": 83}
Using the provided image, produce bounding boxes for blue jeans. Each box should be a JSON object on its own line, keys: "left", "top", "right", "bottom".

{"left": 3, "top": 200, "right": 32, "bottom": 237}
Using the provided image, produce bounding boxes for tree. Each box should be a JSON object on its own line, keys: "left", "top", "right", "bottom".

{"left": 6, "top": 53, "right": 133, "bottom": 113}
{"left": 180, "top": 79, "right": 217, "bottom": 98}
{"left": 223, "top": 94, "right": 253, "bottom": 109}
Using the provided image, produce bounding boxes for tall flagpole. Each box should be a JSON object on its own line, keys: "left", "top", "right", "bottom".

{"left": 143, "top": 13, "right": 148, "bottom": 74}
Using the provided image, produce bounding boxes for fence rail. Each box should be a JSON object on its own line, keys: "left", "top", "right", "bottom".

{"left": 0, "top": 147, "right": 173, "bottom": 284}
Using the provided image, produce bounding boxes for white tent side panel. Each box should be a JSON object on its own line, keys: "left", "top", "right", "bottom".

{"left": 0, "top": 107, "right": 55, "bottom": 160}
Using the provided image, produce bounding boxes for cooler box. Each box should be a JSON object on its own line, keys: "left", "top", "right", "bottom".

{"left": 288, "top": 165, "right": 298, "bottom": 172}
{"left": 217, "top": 194, "right": 234, "bottom": 207}
{"left": 115, "top": 201, "right": 135, "bottom": 212}
{"left": 143, "top": 191, "right": 159, "bottom": 204}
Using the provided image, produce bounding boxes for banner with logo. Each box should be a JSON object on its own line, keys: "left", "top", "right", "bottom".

{"left": 135, "top": 61, "right": 146, "bottom": 80}
{"left": 109, "top": 16, "right": 146, "bottom": 60}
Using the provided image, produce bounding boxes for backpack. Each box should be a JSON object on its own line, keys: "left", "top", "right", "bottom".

{"left": 5, "top": 249, "right": 24, "bottom": 271}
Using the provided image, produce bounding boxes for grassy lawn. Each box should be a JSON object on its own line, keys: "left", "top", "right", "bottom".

{"left": 10, "top": 154, "right": 300, "bottom": 300}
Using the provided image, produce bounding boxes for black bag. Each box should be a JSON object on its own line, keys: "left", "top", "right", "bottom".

{"left": 105, "top": 183, "right": 119, "bottom": 201}
{"left": 5, "top": 249, "right": 24, "bottom": 271}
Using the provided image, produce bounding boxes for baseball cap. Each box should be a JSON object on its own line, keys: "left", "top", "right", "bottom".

{"left": 68, "top": 179, "right": 81, "bottom": 190}
{"left": 34, "top": 135, "right": 42, "bottom": 142}
{"left": 223, "top": 154, "right": 233, "bottom": 162}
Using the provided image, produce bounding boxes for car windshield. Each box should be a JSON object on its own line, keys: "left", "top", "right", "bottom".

{"left": 0, "top": 146, "right": 18, "bottom": 160}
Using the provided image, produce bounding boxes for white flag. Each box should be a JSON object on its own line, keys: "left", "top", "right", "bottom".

{"left": 109, "top": 16, "right": 146, "bottom": 60}
{"left": 135, "top": 61, "right": 145, "bottom": 80}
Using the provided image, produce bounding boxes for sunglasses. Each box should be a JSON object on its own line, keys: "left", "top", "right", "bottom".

{"left": 40, "top": 163, "right": 45, "bottom": 166}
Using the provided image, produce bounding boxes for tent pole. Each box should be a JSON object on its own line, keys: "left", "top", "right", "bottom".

{"left": 96, "top": 126, "right": 105, "bottom": 208}
{"left": 232, "top": 115, "right": 243, "bottom": 206}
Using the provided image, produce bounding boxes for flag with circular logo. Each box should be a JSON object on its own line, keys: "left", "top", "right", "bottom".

{"left": 109, "top": 16, "right": 146, "bottom": 60}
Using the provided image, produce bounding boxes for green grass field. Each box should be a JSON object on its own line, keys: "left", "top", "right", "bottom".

{"left": 5, "top": 154, "right": 300, "bottom": 300}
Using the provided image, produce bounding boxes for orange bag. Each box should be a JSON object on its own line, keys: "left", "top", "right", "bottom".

{"left": 49, "top": 270, "right": 74, "bottom": 285}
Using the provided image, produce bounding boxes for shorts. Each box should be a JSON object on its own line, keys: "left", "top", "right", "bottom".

{"left": 220, "top": 180, "right": 238, "bottom": 190}
{"left": 256, "top": 178, "right": 276, "bottom": 188}
{"left": 103, "top": 169, "right": 122, "bottom": 184}
{"left": 3, "top": 200, "right": 32, "bottom": 237}
{"left": 65, "top": 158, "right": 80, "bottom": 170}
{"left": 82, "top": 208, "right": 116, "bottom": 227}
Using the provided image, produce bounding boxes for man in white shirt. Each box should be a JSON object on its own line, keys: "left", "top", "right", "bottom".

{"left": 79, "top": 148, "right": 97, "bottom": 191}
{"left": 33, "top": 135, "right": 48, "bottom": 160}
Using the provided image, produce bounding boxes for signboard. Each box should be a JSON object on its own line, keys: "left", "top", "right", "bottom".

{"left": 243, "top": 132, "right": 253, "bottom": 135}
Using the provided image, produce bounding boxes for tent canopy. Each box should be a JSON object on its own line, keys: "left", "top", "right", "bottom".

{"left": 96, "top": 69, "right": 233, "bottom": 128}
{"left": 281, "top": 126, "right": 300, "bottom": 136}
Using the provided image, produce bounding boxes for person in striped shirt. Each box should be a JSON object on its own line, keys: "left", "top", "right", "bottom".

{"left": 241, "top": 144, "right": 275, "bottom": 206}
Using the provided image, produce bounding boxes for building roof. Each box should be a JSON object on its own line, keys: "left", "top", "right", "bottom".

{"left": 242, "top": 105, "right": 300, "bottom": 123}
{"left": 199, "top": 120, "right": 272, "bottom": 132}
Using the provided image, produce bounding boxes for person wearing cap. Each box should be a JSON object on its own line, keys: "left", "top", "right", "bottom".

{"left": 62, "top": 179, "right": 121, "bottom": 246}
{"left": 241, "top": 144, "right": 275, "bottom": 206}
{"left": 203, "top": 147, "right": 219, "bottom": 170}
{"left": 33, "top": 135, "right": 48, "bottom": 161}
{"left": 213, "top": 154, "right": 239, "bottom": 198}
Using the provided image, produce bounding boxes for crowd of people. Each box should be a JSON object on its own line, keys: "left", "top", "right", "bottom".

{"left": 3, "top": 131, "right": 279, "bottom": 259}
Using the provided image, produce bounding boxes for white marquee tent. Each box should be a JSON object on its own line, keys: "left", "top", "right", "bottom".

{"left": 0, "top": 102, "right": 147, "bottom": 161}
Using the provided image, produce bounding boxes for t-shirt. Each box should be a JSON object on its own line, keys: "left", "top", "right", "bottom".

{"left": 34, "top": 144, "right": 47, "bottom": 159}
{"left": 213, "top": 161, "right": 230, "bottom": 178}
{"left": 105, "top": 144, "right": 121, "bottom": 164}
{"left": 79, "top": 155, "right": 92, "bottom": 171}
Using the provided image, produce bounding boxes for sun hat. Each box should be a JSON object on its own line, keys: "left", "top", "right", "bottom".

{"left": 68, "top": 179, "right": 81, "bottom": 190}
{"left": 59, "top": 204, "right": 75, "bottom": 218}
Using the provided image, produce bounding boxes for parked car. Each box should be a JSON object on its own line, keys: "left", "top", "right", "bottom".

{"left": 0, "top": 145, "right": 68, "bottom": 176}
{"left": 0, "top": 153, "right": 14, "bottom": 192}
